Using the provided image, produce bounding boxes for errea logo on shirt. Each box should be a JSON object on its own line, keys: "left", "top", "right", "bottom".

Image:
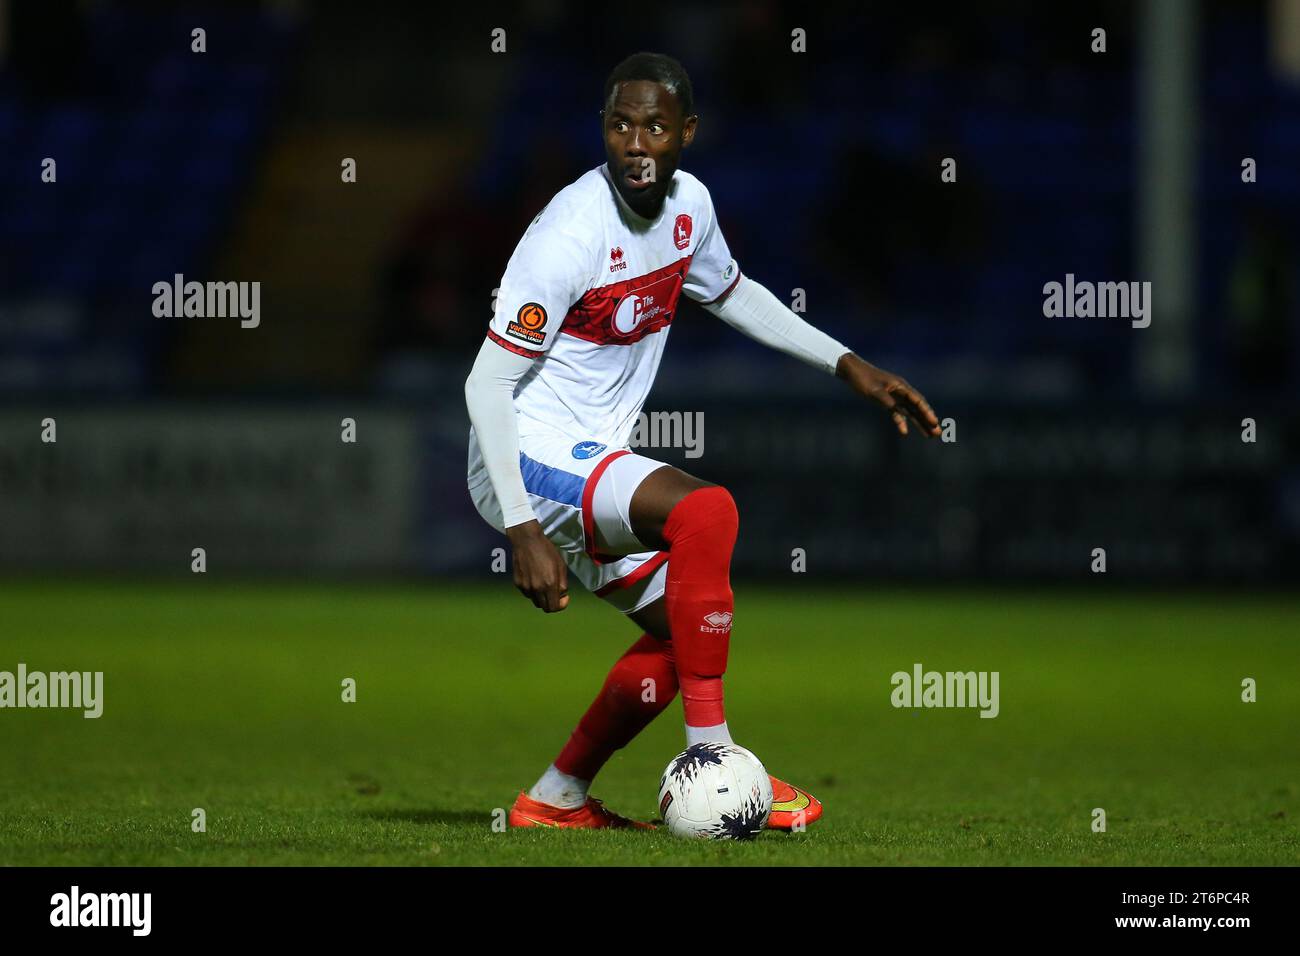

{"left": 609, "top": 247, "right": 626, "bottom": 272}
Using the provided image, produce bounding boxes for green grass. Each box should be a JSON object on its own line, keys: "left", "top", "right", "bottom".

{"left": 1, "top": 580, "right": 1297, "bottom": 866}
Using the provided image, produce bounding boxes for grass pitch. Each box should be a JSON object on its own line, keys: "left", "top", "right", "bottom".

{"left": 1, "top": 580, "right": 1296, "bottom": 866}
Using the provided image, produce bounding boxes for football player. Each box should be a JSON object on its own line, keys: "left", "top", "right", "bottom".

{"left": 465, "top": 52, "right": 940, "bottom": 829}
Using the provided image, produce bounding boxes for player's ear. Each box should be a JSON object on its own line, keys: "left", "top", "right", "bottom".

{"left": 682, "top": 114, "right": 698, "bottom": 147}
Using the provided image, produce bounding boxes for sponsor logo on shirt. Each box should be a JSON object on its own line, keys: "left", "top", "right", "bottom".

{"left": 506, "top": 302, "right": 547, "bottom": 346}
{"left": 561, "top": 258, "right": 689, "bottom": 345}
{"left": 612, "top": 271, "right": 682, "bottom": 337}
{"left": 673, "top": 214, "right": 692, "bottom": 250}
{"left": 571, "top": 441, "right": 607, "bottom": 459}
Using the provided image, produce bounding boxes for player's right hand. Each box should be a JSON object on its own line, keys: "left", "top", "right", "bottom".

{"left": 505, "top": 520, "right": 570, "bottom": 612}
{"left": 835, "top": 353, "right": 941, "bottom": 438}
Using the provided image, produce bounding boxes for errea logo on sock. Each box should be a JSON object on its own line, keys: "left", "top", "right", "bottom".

{"left": 701, "top": 611, "right": 733, "bottom": 634}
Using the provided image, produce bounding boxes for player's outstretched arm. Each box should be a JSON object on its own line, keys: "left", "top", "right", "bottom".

{"left": 464, "top": 339, "right": 570, "bottom": 612}
{"left": 702, "top": 275, "right": 940, "bottom": 438}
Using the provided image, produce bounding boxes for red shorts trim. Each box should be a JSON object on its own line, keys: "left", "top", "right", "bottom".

{"left": 487, "top": 328, "right": 544, "bottom": 358}
{"left": 594, "top": 550, "right": 669, "bottom": 597}
{"left": 581, "top": 449, "right": 632, "bottom": 564}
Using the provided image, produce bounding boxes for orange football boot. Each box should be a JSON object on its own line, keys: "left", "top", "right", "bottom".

{"left": 507, "top": 791, "right": 655, "bottom": 830}
{"left": 765, "top": 775, "right": 823, "bottom": 830}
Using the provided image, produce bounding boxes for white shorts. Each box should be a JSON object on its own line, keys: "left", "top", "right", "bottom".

{"left": 468, "top": 431, "right": 671, "bottom": 614}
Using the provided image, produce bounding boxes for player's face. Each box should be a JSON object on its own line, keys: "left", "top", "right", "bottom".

{"left": 602, "top": 80, "right": 697, "bottom": 217}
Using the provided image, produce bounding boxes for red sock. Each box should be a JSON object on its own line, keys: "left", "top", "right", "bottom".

{"left": 662, "top": 486, "right": 738, "bottom": 729}
{"left": 554, "top": 632, "right": 678, "bottom": 781}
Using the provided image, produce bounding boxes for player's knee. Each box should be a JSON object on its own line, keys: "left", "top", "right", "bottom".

{"left": 663, "top": 485, "right": 738, "bottom": 546}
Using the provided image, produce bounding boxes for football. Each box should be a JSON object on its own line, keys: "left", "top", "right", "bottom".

{"left": 657, "top": 742, "right": 774, "bottom": 839}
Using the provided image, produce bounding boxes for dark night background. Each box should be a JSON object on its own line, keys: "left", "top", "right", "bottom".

{"left": 0, "top": 1, "right": 1296, "bottom": 583}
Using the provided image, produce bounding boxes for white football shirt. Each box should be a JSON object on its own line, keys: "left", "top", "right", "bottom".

{"left": 472, "top": 163, "right": 740, "bottom": 464}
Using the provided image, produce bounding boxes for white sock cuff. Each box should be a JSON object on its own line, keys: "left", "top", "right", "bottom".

{"left": 528, "top": 764, "right": 590, "bottom": 809}
{"left": 685, "top": 722, "right": 734, "bottom": 746}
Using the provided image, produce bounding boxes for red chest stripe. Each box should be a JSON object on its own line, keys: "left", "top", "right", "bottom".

{"left": 562, "top": 256, "right": 692, "bottom": 345}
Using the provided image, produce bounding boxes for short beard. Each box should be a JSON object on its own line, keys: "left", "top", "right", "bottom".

{"left": 615, "top": 171, "right": 669, "bottom": 217}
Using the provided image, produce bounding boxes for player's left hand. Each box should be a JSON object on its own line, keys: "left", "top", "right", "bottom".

{"left": 835, "top": 353, "right": 940, "bottom": 438}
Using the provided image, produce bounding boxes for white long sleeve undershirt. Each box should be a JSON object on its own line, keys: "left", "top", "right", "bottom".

{"left": 463, "top": 275, "right": 852, "bottom": 529}
{"left": 464, "top": 338, "right": 538, "bottom": 529}
{"left": 703, "top": 274, "right": 852, "bottom": 375}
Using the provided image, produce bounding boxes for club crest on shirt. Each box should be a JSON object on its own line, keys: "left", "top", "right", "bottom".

{"left": 571, "top": 441, "right": 607, "bottom": 459}
{"left": 506, "top": 302, "right": 547, "bottom": 345}
{"left": 673, "top": 214, "right": 692, "bottom": 250}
